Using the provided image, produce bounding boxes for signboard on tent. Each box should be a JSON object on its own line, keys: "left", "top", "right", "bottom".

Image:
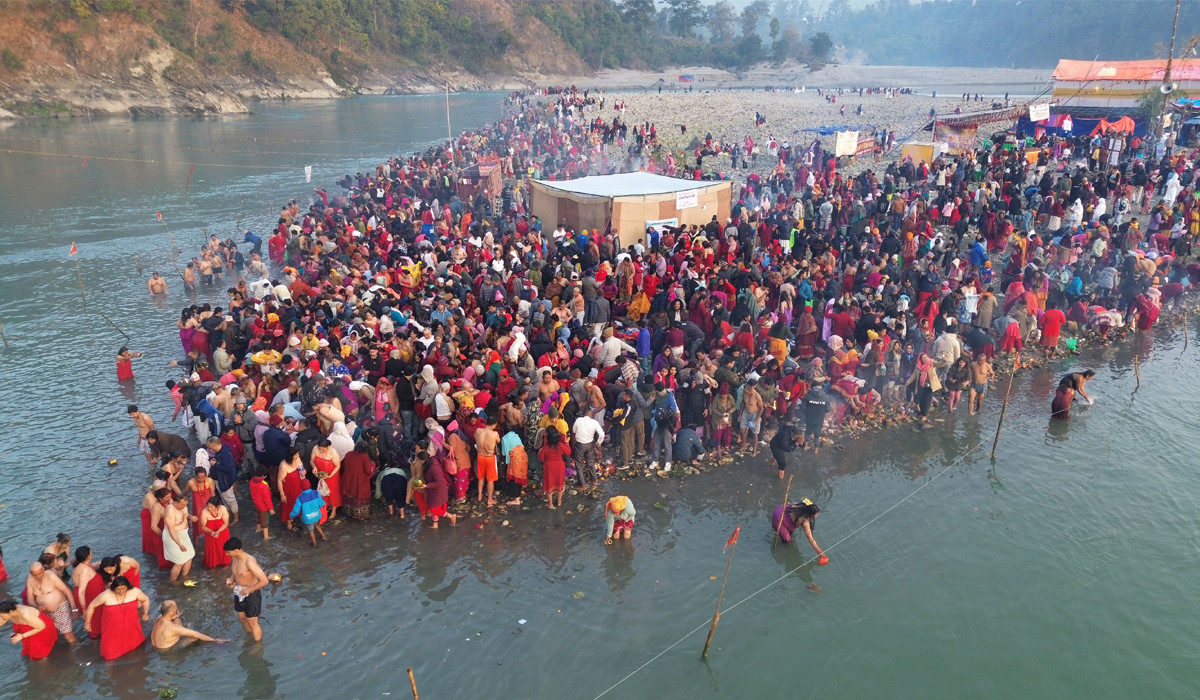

{"left": 854, "top": 136, "right": 875, "bottom": 159}
{"left": 834, "top": 130, "right": 859, "bottom": 157}
{"left": 646, "top": 217, "right": 679, "bottom": 233}
{"left": 934, "top": 123, "right": 978, "bottom": 153}
{"left": 1029, "top": 103, "right": 1051, "bottom": 122}
{"left": 675, "top": 190, "right": 699, "bottom": 209}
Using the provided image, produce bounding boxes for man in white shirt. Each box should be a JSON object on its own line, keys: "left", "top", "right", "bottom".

{"left": 571, "top": 409, "right": 605, "bottom": 488}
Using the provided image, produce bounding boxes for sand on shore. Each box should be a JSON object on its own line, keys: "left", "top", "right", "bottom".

{"left": 558, "top": 63, "right": 1048, "bottom": 93}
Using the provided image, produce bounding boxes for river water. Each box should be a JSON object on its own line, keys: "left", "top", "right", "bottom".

{"left": 1, "top": 95, "right": 1198, "bottom": 699}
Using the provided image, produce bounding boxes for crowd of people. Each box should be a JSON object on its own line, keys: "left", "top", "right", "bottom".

{"left": 5, "top": 85, "right": 1198, "bottom": 664}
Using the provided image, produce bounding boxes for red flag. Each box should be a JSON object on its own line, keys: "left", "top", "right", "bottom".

{"left": 185, "top": 164, "right": 195, "bottom": 190}
{"left": 156, "top": 211, "right": 163, "bottom": 221}
{"left": 724, "top": 525, "right": 740, "bottom": 552}
{"left": 69, "top": 242, "right": 77, "bottom": 256}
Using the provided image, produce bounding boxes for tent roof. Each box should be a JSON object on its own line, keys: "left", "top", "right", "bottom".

{"left": 1054, "top": 58, "right": 1200, "bottom": 82}
{"left": 533, "top": 172, "right": 720, "bottom": 198}
{"left": 923, "top": 105, "right": 1025, "bottom": 131}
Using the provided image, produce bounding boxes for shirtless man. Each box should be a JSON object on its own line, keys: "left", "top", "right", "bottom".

{"left": 150, "top": 487, "right": 172, "bottom": 552}
{"left": 223, "top": 538, "right": 269, "bottom": 642}
{"left": 739, "top": 379, "right": 765, "bottom": 457}
{"left": 151, "top": 600, "right": 225, "bottom": 650}
{"left": 968, "top": 353, "right": 995, "bottom": 416}
{"left": 128, "top": 404, "right": 157, "bottom": 468}
{"left": 198, "top": 256, "right": 214, "bottom": 286}
{"left": 210, "top": 384, "right": 234, "bottom": 421}
{"left": 475, "top": 419, "right": 501, "bottom": 506}
{"left": 147, "top": 272, "right": 167, "bottom": 295}
{"left": 182, "top": 262, "right": 196, "bottom": 292}
{"left": 25, "top": 562, "right": 77, "bottom": 644}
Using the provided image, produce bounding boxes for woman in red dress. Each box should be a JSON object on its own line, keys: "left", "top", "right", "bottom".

{"left": 184, "top": 468, "right": 214, "bottom": 541}
{"left": 277, "top": 447, "right": 305, "bottom": 531}
{"left": 0, "top": 601, "right": 58, "bottom": 660}
{"left": 310, "top": 440, "right": 343, "bottom": 519}
{"left": 538, "top": 429, "right": 571, "bottom": 510}
{"left": 201, "top": 497, "right": 232, "bottom": 568}
{"left": 84, "top": 576, "right": 149, "bottom": 661}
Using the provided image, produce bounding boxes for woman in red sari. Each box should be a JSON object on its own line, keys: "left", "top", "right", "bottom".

{"left": 84, "top": 576, "right": 149, "bottom": 661}
{"left": 0, "top": 601, "right": 58, "bottom": 660}
{"left": 538, "top": 429, "right": 571, "bottom": 510}
{"left": 276, "top": 447, "right": 306, "bottom": 531}
{"left": 201, "top": 497, "right": 231, "bottom": 568}
{"left": 184, "top": 468, "right": 214, "bottom": 540}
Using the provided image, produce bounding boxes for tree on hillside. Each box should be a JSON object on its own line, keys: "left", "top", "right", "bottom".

{"left": 810, "top": 31, "right": 832, "bottom": 62}
{"left": 665, "top": 0, "right": 703, "bottom": 38}
{"left": 621, "top": 0, "right": 658, "bottom": 34}
{"left": 706, "top": 0, "right": 736, "bottom": 43}
{"left": 737, "top": 32, "right": 764, "bottom": 66}
{"left": 740, "top": 0, "right": 770, "bottom": 37}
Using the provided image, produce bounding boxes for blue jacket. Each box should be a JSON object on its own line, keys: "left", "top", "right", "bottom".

{"left": 290, "top": 490, "right": 325, "bottom": 525}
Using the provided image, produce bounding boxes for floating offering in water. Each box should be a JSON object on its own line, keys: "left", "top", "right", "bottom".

{"left": 807, "top": 583, "right": 822, "bottom": 593}
{"left": 182, "top": 580, "right": 196, "bottom": 587}
{"left": 108, "top": 459, "right": 118, "bottom": 466}
{"left": 268, "top": 573, "right": 283, "bottom": 582}
{"left": 572, "top": 591, "right": 586, "bottom": 600}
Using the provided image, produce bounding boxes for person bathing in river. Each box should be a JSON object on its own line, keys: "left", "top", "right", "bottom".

{"left": 604, "top": 496, "right": 636, "bottom": 545}
{"left": 151, "top": 600, "right": 226, "bottom": 650}
{"left": 771, "top": 499, "right": 827, "bottom": 564}
{"left": 1051, "top": 370, "right": 1095, "bottom": 420}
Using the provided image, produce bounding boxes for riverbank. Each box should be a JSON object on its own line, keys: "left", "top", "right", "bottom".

{"left": 0, "top": 63, "right": 1046, "bottom": 120}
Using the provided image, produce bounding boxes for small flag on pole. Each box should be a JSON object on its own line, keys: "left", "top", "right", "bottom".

{"left": 724, "top": 525, "right": 740, "bottom": 552}
{"left": 156, "top": 211, "right": 163, "bottom": 222}
{"left": 305, "top": 165, "right": 313, "bottom": 183}
{"left": 69, "top": 242, "right": 78, "bottom": 256}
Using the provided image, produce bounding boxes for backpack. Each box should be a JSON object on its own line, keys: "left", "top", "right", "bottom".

{"left": 654, "top": 397, "right": 676, "bottom": 425}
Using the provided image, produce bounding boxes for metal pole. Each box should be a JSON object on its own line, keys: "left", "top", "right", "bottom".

{"left": 1157, "top": 0, "right": 1182, "bottom": 141}
{"left": 446, "top": 83, "right": 454, "bottom": 163}
{"left": 701, "top": 535, "right": 738, "bottom": 659}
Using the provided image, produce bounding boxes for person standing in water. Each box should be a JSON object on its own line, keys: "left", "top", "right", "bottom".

{"left": 147, "top": 272, "right": 167, "bottom": 295}
{"left": 771, "top": 499, "right": 827, "bottom": 564}
{"left": 116, "top": 347, "right": 143, "bottom": 381}
{"left": 224, "top": 537, "right": 269, "bottom": 642}
{"left": 24, "top": 562, "right": 77, "bottom": 645}
{"left": 0, "top": 600, "right": 58, "bottom": 660}
{"left": 769, "top": 422, "right": 805, "bottom": 480}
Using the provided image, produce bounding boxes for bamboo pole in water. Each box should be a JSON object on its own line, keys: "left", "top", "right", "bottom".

{"left": 991, "top": 367, "right": 1016, "bottom": 460}
{"left": 406, "top": 668, "right": 419, "bottom": 700}
{"left": 772, "top": 475, "right": 794, "bottom": 550}
{"left": 702, "top": 530, "right": 739, "bottom": 660}
{"left": 0, "top": 314, "right": 10, "bottom": 348}
{"left": 74, "top": 258, "right": 87, "bottom": 306}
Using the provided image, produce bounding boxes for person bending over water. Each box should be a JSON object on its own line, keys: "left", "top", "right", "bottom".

{"left": 771, "top": 499, "right": 827, "bottom": 564}
{"left": 1051, "top": 370, "right": 1095, "bottom": 420}
{"left": 152, "top": 600, "right": 226, "bottom": 650}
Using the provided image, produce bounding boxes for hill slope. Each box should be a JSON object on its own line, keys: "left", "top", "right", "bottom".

{"left": 0, "top": 0, "right": 590, "bottom": 117}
